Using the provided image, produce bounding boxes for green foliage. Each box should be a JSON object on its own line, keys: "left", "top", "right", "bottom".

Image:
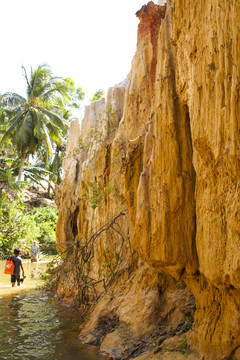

{"left": 102, "top": 249, "right": 120, "bottom": 281}
{"left": 23, "top": 162, "right": 52, "bottom": 186}
{"left": 89, "top": 127, "right": 103, "bottom": 143}
{"left": 40, "top": 256, "right": 61, "bottom": 284}
{"left": 0, "top": 68, "right": 84, "bottom": 185}
{"left": 182, "top": 316, "right": 192, "bottom": 332}
{"left": 89, "top": 89, "right": 105, "bottom": 103}
{"left": 0, "top": 158, "right": 58, "bottom": 256}
{"left": 178, "top": 336, "right": 188, "bottom": 354}
{"left": 59, "top": 78, "right": 85, "bottom": 114}
{"left": 46, "top": 144, "right": 66, "bottom": 186}
{"left": 0, "top": 199, "right": 27, "bottom": 255}
{"left": 106, "top": 107, "right": 120, "bottom": 140}
{"left": 173, "top": 316, "right": 193, "bottom": 337}
{"left": 82, "top": 181, "right": 116, "bottom": 209}
{"left": 0, "top": 64, "right": 73, "bottom": 179}
{"left": 152, "top": 340, "right": 157, "bottom": 348}
{"left": 78, "top": 134, "right": 90, "bottom": 151}
{"left": 0, "top": 162, "right": 27, "bottom": 212}
{"left": 76, "top": 127, "right": 103, "bottom": 155}
{"left": 82, "top": 182, "right": 103, "bottom": 209}
{"left": 0, "top": 197, "right": 58, "bottom": 256}
{"left": 24, "top": 206, "right": 58, "bottom": 254}
{"left": 106, "top": 107, "right": 119, "bottom": 126}
{"left": 1, "top": 158, "right": 52, "bottom": 188}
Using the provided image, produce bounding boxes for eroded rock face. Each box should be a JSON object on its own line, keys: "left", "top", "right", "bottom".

{"left": 55, "top": 1, "right": 240, "bottom": 359}
{"left": 122, "top": 1, "right": 198, "bottom": 281}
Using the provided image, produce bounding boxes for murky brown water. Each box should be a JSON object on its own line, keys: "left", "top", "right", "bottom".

{"left": 0, "top": 258, "right": 105, "bottom": 360}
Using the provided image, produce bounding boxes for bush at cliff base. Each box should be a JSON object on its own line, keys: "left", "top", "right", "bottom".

{"left": 0, "top": 199, "right": 28, "bottom": 256}
{"left": 24, "top": 206, "right": 58, "bottom": 255}
{"left": 0, "top": 199, "right": 58, "bottom": 257}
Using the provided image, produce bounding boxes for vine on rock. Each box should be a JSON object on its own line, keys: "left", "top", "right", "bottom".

{"left": 47, "top": 210, "right": 128, "bottom": 316}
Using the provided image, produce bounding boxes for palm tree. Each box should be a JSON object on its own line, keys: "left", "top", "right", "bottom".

{"left": 46, "top": 143, "right": 66, "bottom": 197}
{"left": 0, "top": 64, "right": 70, "bottom": 180}
{"left": 0, "top": 162, "right": 26, "bottom": 212}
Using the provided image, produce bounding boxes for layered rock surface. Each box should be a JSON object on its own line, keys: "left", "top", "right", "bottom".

{"left": 55, "top": 1, "right": 240, "bottom": 359}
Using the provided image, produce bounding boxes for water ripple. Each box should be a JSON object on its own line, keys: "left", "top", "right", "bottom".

{"left": 0, "top": 289, "right": 103, "bottom": 360}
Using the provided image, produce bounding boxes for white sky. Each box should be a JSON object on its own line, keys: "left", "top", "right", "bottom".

{"left": 0, "top": 0, "right": 153, "bottom": 114}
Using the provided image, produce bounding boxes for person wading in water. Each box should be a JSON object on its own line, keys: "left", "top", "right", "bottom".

{"left": 11, "top": 248, "right": 25, "bottom": 287}
{"left": 30, "top": 241, "right": 39, "bottom": 263}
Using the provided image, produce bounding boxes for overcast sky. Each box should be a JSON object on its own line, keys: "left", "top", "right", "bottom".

{"left": 0, "top": 0, "right": 154, "bottom": 113}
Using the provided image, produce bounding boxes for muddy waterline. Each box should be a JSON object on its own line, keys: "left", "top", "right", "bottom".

{"left": 0, "top": 258, "right": 105, "bottom": 360}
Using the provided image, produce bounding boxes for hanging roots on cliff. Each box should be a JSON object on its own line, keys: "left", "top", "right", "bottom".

{"left": 46, "top": 209, "right": 129, "bottom": 312}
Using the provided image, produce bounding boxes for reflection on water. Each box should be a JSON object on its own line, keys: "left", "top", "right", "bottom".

{"left": 0, "top": 259, "right": 105, "bottom": 360}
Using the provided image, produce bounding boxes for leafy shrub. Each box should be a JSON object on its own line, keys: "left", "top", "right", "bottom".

{"left": 0, "top": 199, "right": 58, "bottom": 256}
{"left": 0, "top": 199, "right": 27, "bottom": 255}
{"left": 25, "top": 206, "right": 58, "bottom": 254}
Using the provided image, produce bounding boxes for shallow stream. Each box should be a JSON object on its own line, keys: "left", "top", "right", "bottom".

{"left": 0, "top": 258, "right": 105, "bottom": 360}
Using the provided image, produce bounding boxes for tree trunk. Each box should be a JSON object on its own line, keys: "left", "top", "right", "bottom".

{"left": 47, "top": 176, "right": 51, "bottom": 197}
{"left": 18, "top": 146, "right": 27, "bottom": 181}
{"left": 24, "top": 157, "right": 30, "bottom": 181}
{"left": 47, "top": 177, "right": 55, "bottom": 198}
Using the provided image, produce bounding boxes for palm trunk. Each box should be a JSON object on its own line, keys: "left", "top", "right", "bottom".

{"left": 47, "top": 178, "right": 55, "bottom": 197}
{"left": 18, "top": 146, "right": 27, "bottom": 181}
{"left": 47, "top": 175, "right": 51, "bottom": 197}
{"left": 24, "top": 157, "right": 29, "bottom": 181}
